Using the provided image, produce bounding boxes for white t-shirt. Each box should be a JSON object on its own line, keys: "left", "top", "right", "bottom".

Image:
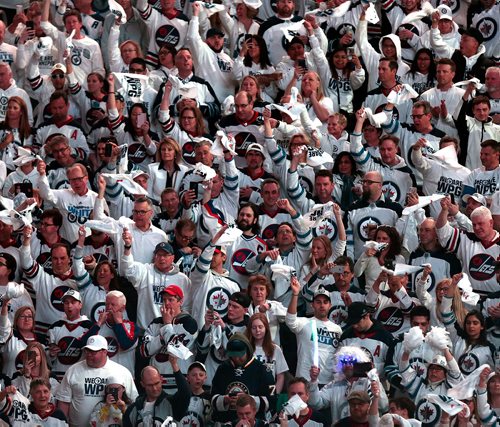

{"left": 254, "top": 344, "right": 289, "bottom": 380}
{"left": 56, "top": 358, "right": 138, "bottom": 427}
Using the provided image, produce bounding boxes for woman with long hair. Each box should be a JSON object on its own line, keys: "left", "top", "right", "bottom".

{"left": 245, "top": 313, "right": 288, "bottom": 394}
{"left": 441, "top": 282, "right": 494, "bottom": 376}
{"left": 416, "top": 274, "right": 468, "bottom": 328}
{"left": 233, "top": 35, "right": 279, "bottom": 102}
{"left": 148, "top": 137, "right": 189, "bottom": 199}
{"left": 246, "top": 275, "right": 286, "bottom": 345}
{"left": 90, "top": 375, "right": 132, "bottom": 426}
{"left": 284, "top": 70, "right": 333, "bottom": 123}
{"left": 158, "top": 81, "right": 212, "bottom": 166}
{"left": 309, "top": 35, "right": 365, "bottom": 115}
{"left": 403, "top": 48, "right": 436, "bottom": 95}
{"left": 0, "top": 304, "right": 40, "bottom": 378}
{"left": 0, "top": 96, "right": 33, "bottom": 172}
{"left": 332, "top": 151, "right": 362, "bottom": 211}
{"left": 354, "top": 225, "right": 405, "bottom": 292}
{"left": 12, "top": 342, "right": 59, "bottom": 398}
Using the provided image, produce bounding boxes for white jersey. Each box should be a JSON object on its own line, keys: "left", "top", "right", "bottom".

{"left": 21, "top": 245, "right": 78, "bottom": 337}
{"left": 121, "top": 255, "right": 191, "bottom": 330}
{"left": 40, "top": 22, "right": 104, "bottom": 87}
{"left": 186, "top": 16, "right": 235, "bottom": 102}
{"left": 0, "top": 82, "right": 33, "bottom": 125}
{"left": 437, "top": 222, "right": 500, "bottom": 295}
{"left": 285, "top": 313, "right": 341, "bottom": 384}
{"left": 189, "top": 244, "right": 241, "bottom": 328}
{"left": 97, "top": 320, "right": 138, "bottom": 375}
{"left": 56, "top": 358, "right": 138, "bottom": 427}
{"left": 254, "top": 344, "right": 288, "bottom": 380}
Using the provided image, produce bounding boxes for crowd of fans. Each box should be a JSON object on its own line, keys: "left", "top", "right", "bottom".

{"left": 0, "top": 0, "right": 498, "bottom": 425}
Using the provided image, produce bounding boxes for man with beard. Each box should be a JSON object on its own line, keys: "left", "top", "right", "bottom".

{"left": 186, "top": 3, "right": 235, "bottom": 102}
{"left": 225, "top": 203, "right": 267, "bottom": 290}
{"left": 344, "top": 171, "right": 402, "bottom": 261}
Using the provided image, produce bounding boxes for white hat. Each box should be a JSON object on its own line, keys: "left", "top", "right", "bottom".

{"left": 462, "top": 193, "right": 486, "bottom": 206}
{"left": 84, "top": 335, "right": 109, "bottom": 351}
{"left": 107, "top": 374, "right": 126, "bottom": 387}
{"left": 437, "top": 5, "right": 453, "bottom": 21}
{"left": 246, "top": 143, "right": 265, "bottom": 156}
{"left": 61, "top": 289, "right": 82, "bottom": 302}
{"left": 51, "top": 63, "right": 67, "bottom": 74}
{"left": 429, "top": 354, "right": 448, "bottom": 370}
{"left": 130, "top": 170, "right": 149, "bottom": 181}
{"left": 235, "top": 0, "right": 262, "bottom": 9}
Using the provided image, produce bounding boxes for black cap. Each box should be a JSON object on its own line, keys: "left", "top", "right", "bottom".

{"left": 229, "top": 291, "right": 251, "bottom": 308}
{"left": 463, "top": 28, "right": 484, "bottom": 44}
{"left": 206, "top": 28, "right": 225, "bottom": 38}
{"left": 226, "top": 333, "right": 252, "bottom": 358}
{"left": 285, "top": 36, "right": 304, "bottom": 51}
{"left": 154, "top": 242, "right": 174, "bottom": 255}
{"left": 347, "top": 302, "right": 373, "bottom": 326}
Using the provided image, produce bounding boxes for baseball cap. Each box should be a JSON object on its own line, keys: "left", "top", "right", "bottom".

{"left": 437, "top": 5, "right": 452, "bottom": 21}
{"left": 214, "top": 245, "right": 227, "bottom": 255}
{"left": 285, "top": 37, "right": 304, "bottom": 51}
{"left": 347, "top": 302, "right": 373, "bottom": 325}
{"left": 188, "top": 361, "right": 207, "bottom": 372}
{"left": 230, "top": 291, "right": 251, "bottom": 308}
{"left": 226, "top": 333, "right": 252, "bottom": 358}
{"left": 161, "top": 284, "right": 184, "bottom": 299}
{"left": 462, "top": 193, "right": 487, "bottom": 206}
{"left": 313, "top": 287, "right": 330, "bottom": 301}
{"left": 347, "top": 390, "right": 370, "bottom": 403}
{"left": 246, "top": 143, "right": 265, "bottom": 156}
{"left": 154, "top": 242, "right": 174, "bottom": 255}
{"left": 107, "top": 374, "right": 126, "bottom": 387}
{"left": 84, "top": 335, "right": 108, "bottom": 351}
{"left": 61, "top": 289, "right": 82, "bottom": 302}
{"left": 206, "top": 28, "right": 225, "bottom": 38}
{"left": 131, "top": 170, "right": 149, "bottom": 181}
{"left": 463, "top": 28, "right": 484, "bottom": 44}
{"left": 51, "top": 63, "right": 67, "bottom": 74}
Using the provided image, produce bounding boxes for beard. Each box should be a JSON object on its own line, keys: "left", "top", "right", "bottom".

{"left": 237, "top": 219, "right": 253, "bottom": 231}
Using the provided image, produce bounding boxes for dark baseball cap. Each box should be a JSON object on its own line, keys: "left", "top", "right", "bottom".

{"left": 347, "top": 302, "right": 373, "bottom": 325}
{"left": 207, "top": 28, "right": 225, "bottom": 38}
{"left": 154, "top": 242, "right": 174, "bottom": 255}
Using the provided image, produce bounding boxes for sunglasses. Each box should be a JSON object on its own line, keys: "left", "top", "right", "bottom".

{"left": 51, "top": 73, "right": 65, "bottom": 79}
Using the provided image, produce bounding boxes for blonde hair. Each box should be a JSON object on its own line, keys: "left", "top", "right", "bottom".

{"left": 435, "top": 279, "right": 468, "bottom": 328}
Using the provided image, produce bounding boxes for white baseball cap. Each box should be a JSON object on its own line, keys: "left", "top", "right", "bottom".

{"left": 84, "top": 335, "right": 108, "bottom": 351}
{"left": 235, "top": 0, "right": 262, "bottom": 9}
{"left": 437, "top": 5, "right": 453, "bottom": 21}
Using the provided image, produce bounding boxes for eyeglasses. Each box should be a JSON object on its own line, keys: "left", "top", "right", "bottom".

{"left": 51, "top": 73, "right": 65, "bottom": 79}
{"left": 411, "top": 114, "right": 426, "bottom": 119}
{"left": 69, "top": 176, "right": 86, "bottom": 182}
{"left": 129, "top": 67, "right": 145, "bottom": 73}
{"left": 19, "top": 315, "right": 33, "bottom": 319}
{"left": 181, "top": 116, "right": 196, "bottom": 120}
{"left": 132, "top": 209, "right": 151, "bottom": 215}
{"left": 52, "top": 147, "right": 69, "bottom": 154}
{"left": 122, "top": 48, "right": 137, "bottom": 53}
{"left": 178, "top": 232, "right": 194, "bottom": 241}
{"left": 40, "top": 222, "right": 56, "bottom": 227}
{"left": 361, "top": 179, "right": 381, "bottom": 185}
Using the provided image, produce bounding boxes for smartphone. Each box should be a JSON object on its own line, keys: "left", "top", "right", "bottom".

{"left": 26, "top": 20, "right": 34, "bottom": 31}
{"left": 109, "top": 387, "right": 119, "bottom": 401}
{"left": 384, "top": 258, "right": 395, "bottom": 271}
{"left": 346, "top": 47, "right": 354, "bottom": 60}
{"left": 19, "top": 182, "right": 33, "bottom": 198}
{"left": 352, "top": 362, "right": 372, "bottom": 378}
{"left": 332, "top": 265, "right": 345, "bottom": 274}
{"left": 244, "top": 34, "right": 253, "bottom": 42}
{"left": 298, "top": 59, "right": 307, "bottom": 70}
{"left": 27, "top": 350, "right": 36, "bottom": 364}
{"left": 189, "top": 181, "right": 199, "bottom": 198}
{"left": 409, "top": 187, "right": 417, "bottom": 196}
{"left": 136, "top": 113, "right": 146, "bottom": 128}
{"left": 104, "top": 143, "right": 113, "bottom": 157}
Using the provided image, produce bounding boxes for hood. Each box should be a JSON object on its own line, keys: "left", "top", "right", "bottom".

{"left": 227, "top": 332, "right": 253, "bottom": 357}
{"left": 379, "top": 34, "right": 402, "bottom": 62}
{"left": 383, "top": 154, "right": 407, "bottom": 168}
